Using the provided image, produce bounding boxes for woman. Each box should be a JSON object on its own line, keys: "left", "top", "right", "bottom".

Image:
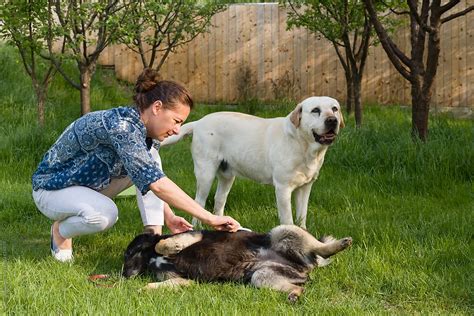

{"left": 32, "top": 69, "right": 240, "bottom": 262}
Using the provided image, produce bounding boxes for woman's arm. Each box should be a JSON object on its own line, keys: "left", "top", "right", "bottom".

{"left": 149, "top": 177, "right": 240, "bottom": 232}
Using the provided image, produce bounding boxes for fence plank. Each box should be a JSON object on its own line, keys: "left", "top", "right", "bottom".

{"left": 270, "top": 4, "right": 279, "bottom": 100}
{"left": 458, "top": 1, "right": 467, "bottom": 106}
{"left": 466, "top": 0, "right": 474, "bottom": 110}
{"left": 452, "top": 11, "right": 461, "bottom": 108}
{"left": 228, "top": 5, "right": 238, "bottom": 102}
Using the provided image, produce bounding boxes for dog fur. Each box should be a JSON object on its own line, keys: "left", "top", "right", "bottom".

{"left": 123, "top": 225, "right": 352, "bottom": 302}
{"left": 160, "top": 97, "right": 344, "bottom": 228}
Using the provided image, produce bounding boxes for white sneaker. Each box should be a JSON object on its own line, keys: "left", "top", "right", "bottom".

{"left": 50, "top": 225, "right": 73, "bottom": 262}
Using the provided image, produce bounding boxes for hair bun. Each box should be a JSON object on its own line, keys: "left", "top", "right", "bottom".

{"left": 135, "top": 68, "right": 161, "bottom": 93}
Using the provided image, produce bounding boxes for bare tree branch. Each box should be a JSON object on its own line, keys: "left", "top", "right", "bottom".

{"left": 440, "top": 0, "right": 460, "bottom": 15}
{"left": 363, "top": 0, "right": 412, "bottom": 81}
{"left": 441, "top": 5, "right": 474, "bottom": 23}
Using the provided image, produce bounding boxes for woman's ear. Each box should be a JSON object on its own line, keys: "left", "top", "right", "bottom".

{"left": 152, "top": 100, "right": 163, "bottom": 115}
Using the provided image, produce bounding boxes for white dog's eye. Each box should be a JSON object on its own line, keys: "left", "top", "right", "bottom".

{"left": 332, "top": 106, "right": 338, "bottom": 112}
{"left": 311, "top": 108, "right": 321, "bottom": 114}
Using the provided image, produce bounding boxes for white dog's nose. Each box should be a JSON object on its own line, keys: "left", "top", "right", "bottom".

{"left": 325, "top": 116, "right": 338, "bottom": 129}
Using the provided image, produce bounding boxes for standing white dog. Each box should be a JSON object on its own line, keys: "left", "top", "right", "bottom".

{"left": 161, "top": 96, "right": 344, "bottom": 228}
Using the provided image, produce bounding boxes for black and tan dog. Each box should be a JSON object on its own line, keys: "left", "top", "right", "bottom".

{"left": 123, "top": 225, "right": 352, "bottom": 302}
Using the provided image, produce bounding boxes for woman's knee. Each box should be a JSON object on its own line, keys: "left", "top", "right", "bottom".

{"left": 82, "top": 203, "right": 119, "bottom": 232}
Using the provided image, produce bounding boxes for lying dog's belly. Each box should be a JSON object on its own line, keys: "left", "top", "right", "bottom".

{"left": 172, "top": 231, "right": 270, "bottom": 282}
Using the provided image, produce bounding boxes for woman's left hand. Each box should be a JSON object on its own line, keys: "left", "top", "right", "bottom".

{"left": 166, "top": 214, "right": 193, "bottom": 234}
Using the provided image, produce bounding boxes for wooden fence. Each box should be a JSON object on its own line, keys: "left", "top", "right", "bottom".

{"left": 98, "top": 2, "right": 473, "bottom": 110}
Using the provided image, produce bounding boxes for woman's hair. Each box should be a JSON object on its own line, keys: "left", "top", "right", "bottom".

{"left": 133, "top": 68, "right": 193, "bottom": 111}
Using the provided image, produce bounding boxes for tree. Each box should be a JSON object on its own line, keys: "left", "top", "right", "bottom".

{"left": 44, "top": 0, "right": 128, "bottom": 115}
{"left": 0, "top": 0, "right": 60, "bottom": 126}
{"left": 117, "top": 0, "right": 225, "bottom": 71}
{"left": 363, "top": 0, "right": 474, "bottom": 141}
{"left": 286, "top": 0, "right": 377, "bottom": 127}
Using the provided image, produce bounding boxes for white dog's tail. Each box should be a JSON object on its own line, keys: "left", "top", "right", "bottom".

{"left": 160, "top": 122, "right": 195, "bottom": 146}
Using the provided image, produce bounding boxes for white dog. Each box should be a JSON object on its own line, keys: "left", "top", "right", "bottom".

{"left": 161, "top": 97, "right": 344, "bottom": 228}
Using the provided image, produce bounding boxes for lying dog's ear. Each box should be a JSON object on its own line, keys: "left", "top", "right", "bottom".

{"left": 123, "top": 233, "right": 161, "bottom": 278}
{"left": 124, "top": 233, "right": 160, "bottom": 259}
{"left": 290, "top": 104, "right": 302, "bottom": 128}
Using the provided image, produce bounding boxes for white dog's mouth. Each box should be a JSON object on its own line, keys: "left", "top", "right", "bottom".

{"left": 313, "top": 129, "right": 337, "bottom": 145}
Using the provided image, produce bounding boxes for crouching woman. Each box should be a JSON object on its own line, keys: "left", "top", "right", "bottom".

{"left": 32, "top": 68, "right": 240, "bottom": 262}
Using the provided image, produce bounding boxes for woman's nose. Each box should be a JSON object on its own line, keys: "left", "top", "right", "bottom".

{"left": 172, "top": 124, "right": 181, "bottom": 134}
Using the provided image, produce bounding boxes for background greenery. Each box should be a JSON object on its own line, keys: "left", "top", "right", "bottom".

{"left": 0, "top": 45, "right": 472, "bottom": 314}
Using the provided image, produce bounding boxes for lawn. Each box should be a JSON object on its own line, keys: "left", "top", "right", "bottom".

{"left": 0, "top": 45, "right": 472, "bottom": 315}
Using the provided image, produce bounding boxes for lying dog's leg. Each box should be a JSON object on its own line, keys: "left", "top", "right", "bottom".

{"left": 144, "top": 277, "right": 193, "bottom": 290}
{"left": 251, "top": 267, "right": 304, "bottom": 303}
{"left": 270, "top": 225, "right": 352, "bottom": 260}
{"left": 155, "top": 231, "right": 204, "bottom": 256}
{"left": 314, "top": 236, "right": 352, "bottom": 258}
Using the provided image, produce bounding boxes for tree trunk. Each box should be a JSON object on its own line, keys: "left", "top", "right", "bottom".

{"left": 37, "top": 91, "right": 46, "bottom": 126}
{"left": 411, "top": 83, "right": 430, "bottom": 141}
{"left": 345, "top": 74, "right": 354, "bottom": 115}
{"left": 80, "top": 67, "right": 92, "bottom": 115}
{"left": 32, "top": 81, "right": 46, "bottom": 126}
{"left": 353, "top": 74, "right": 363, "bottom": 127}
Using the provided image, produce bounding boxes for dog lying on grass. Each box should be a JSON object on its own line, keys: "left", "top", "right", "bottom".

{"left": 123, "top": 225, "right": 352, "bottom": 302}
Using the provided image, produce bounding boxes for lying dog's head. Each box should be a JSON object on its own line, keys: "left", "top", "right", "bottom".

{"left": 123, "top": 233, "right": 161, "bottom": 278}
{"left": 289, "top": 96, "right": 344, "bottom": 145}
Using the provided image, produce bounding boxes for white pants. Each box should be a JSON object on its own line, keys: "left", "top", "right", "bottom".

{"left": 32, "top": 147, "right": 165, "bottom": 239}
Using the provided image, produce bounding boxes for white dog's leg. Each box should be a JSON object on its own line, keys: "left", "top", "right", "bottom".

{"left": 193, "top": 160, "right": 219, "bottom": 226}
{"left": 213, "top": 173, "right": 235, "bottom": 216}
{"left": 293, "top": 181, "right": 314, "bottom": 228}
{"left": 274, "top": 185, "right": 294, "bottom": 225}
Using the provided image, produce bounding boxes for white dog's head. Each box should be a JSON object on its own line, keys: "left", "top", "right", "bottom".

{"left": 289, "top": 96, "right": 344, "bottom": 145}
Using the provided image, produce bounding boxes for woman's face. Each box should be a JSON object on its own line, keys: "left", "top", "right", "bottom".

{"left": 142, "top": 101, "right": 190, "bottom": 141}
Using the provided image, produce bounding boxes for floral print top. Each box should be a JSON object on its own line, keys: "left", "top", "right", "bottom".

{"left": 32, "top": 107, "right": 165, "bottom": 195}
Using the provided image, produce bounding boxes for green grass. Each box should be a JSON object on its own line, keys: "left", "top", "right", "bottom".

{"left": 0, "top": 44, "right": 473, "bottom": 314}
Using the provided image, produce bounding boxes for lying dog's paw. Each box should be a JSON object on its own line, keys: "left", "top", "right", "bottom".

{"left": 341, "top": 237, "right": 352, "bottom": 248}
{"left": 142, "top": 282, "right": 163, "bottom": 290}
{"left": 316, "top": 255, "right": 332, "bottom": 267}
{"left": 288, "top": 293, "right": 298, "bottom": 303}
{"left": 155, "top": 239, "right": 183, "bottom": 256}
{"left": 143, "top": 278, "right": 193, "bottom": 290}
{"left": 287, "top": 287, "right": 304, "bottom": 303}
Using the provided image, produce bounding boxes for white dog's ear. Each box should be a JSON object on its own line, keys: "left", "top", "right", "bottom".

{"left": 290, "top": 104, "right": 302, "bottom": 128}
{"left": 338, "top": 110, "right": 345, "bottom": 128}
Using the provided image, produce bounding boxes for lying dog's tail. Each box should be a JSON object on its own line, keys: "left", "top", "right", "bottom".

{"left": 160, "top": 122, "right": 195, "bottom": 146}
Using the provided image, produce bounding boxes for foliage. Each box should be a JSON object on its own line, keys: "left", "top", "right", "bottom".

{"left": 43, "top": 0, "right": 129, "bottom": 115}
{"left": 116, "top": 0, "right": 225, "bottom": 70}
{"left": 286, "top": 0, "right": 369, "bottom": 43}
{"left": 0, "top": 0, "right": 57, "bottom": 125}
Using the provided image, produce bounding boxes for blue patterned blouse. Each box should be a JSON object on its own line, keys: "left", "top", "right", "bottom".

{"left": 32, "top": 107, "right": 165, "bottom": 195}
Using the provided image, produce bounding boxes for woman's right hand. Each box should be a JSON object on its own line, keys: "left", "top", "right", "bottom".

{"left": 149, "top": 177, "right": 240, "bottom": 232}
{"left": 207, "top": 215, "right": 240, "bottom": 232}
